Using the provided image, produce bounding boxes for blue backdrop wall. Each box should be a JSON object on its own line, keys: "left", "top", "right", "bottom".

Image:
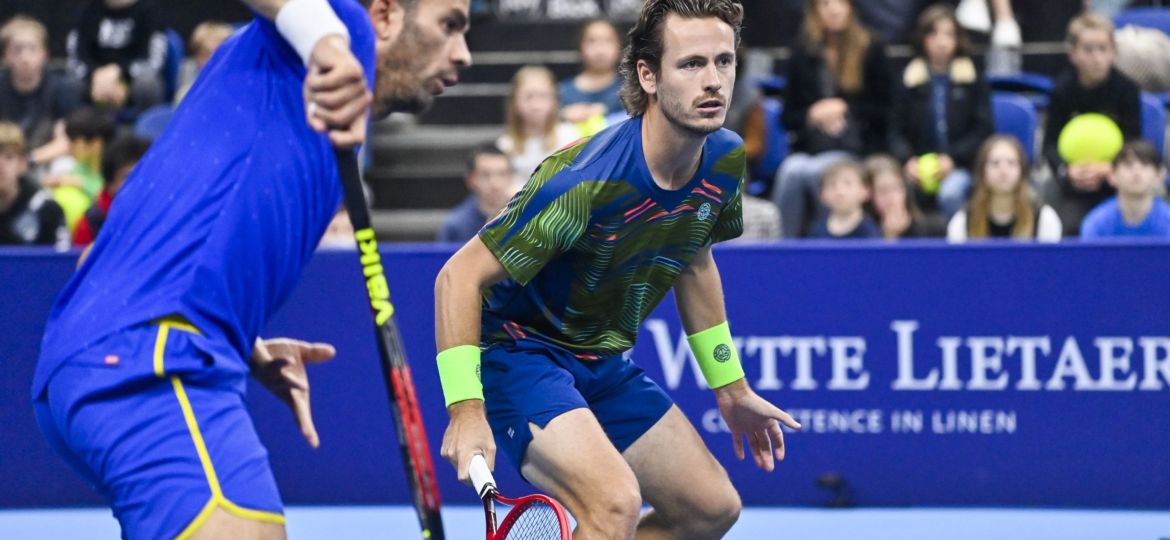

{"left": 3, "top": 243, "right": 1169, "bottom": 509}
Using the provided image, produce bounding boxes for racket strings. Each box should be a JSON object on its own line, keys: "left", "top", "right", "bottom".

{"left": 500, "top": 500, "right": 566, "bottom": 540}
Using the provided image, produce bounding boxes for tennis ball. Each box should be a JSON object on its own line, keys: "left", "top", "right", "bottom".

{"left": 1058, "top": 113, "right": 1124, "bottom": 165}
{"left": 917, "top": 153, "right": 941, "bottom": 195}
{"left": 575, "top": 113, "right": 607, "bottom": 138}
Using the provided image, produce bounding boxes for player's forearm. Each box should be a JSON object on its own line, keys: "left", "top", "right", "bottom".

{"left": 674, "top": 249, "right": 730, "bottom": 334}
{"left": 434, "top": 264, "right": 484, "bottom": 351}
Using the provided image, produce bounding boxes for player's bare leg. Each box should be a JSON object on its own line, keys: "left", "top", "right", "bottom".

{"left": 190, "top": 508, "right": 285, "bottom": 540}
{"left": 520, "top": 408, "right": 643, "bottom": 540}
{"left": 623, "top": 406, "right": 741, "bottom": 540}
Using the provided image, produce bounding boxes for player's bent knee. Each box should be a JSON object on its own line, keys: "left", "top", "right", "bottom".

{"left": 579, "top": 481, "right": 642, "bottom": 537}
{"left": 675, "top": 483, "right": 741, "bottom": 539}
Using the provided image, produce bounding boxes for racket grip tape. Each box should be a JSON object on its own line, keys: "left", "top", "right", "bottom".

{"left": 469, "top": 454, "right": 496, "bottom": 499}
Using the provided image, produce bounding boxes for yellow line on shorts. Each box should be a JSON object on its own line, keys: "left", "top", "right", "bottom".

{"left": 170, "top": 374, "right": 285, "bottom": 539}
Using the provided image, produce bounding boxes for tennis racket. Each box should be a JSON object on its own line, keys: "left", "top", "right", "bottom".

{"left": 335, "top": 148, "right": 445, "bottom": 540}
{"left": 469, "top": 454, "right": 571, "bottom": 540}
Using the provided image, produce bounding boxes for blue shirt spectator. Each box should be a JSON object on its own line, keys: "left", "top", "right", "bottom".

{"left": 1081, "top": 197, "right": 1170, "bottom": 238}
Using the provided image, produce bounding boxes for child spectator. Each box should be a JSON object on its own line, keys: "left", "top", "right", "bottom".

{"left": 67, "top": 0, "right": 166, "bottom": 111}
{"left": 561, "top": 18, "right": 624, "bottom": 136}
{"left": 1042, "top": 12, "right": 1142, "bottom": 236}
{"left": 439, "top": 145, "right": 517, "bottom": 243}
{"left": 891, "top": 4, "right": 992, "bottom": 219}
{"left": 949, "top": 135, "right": 1062, "bottom": 242}
{"left": 809, "top": 159, "right": 880, "bottom": 239}
{"left": 1081, "top": 140, "right": 1170, "bottom": 239}
{"left": 865, "top": 154, "right": 944, "bottom": 239}
{"left": 774, "top": 0, "right": 893, "bottom": 238}
{"left": 43, "top": 108, "right": 115, "bottom": 231}
{"left": 0, "top": 122, "right": 68, "bottom": 248}
{"left": 73, "top": 133, "right": 150, "bottom": 246}
{"left": 0, "top": 16, "right": 83, "bottom": 164}
{"left": 497, "top": 65, "right": 580, "bottom": 182}
{"left": 175, "top": 22, "right": 234, "bottom": 103}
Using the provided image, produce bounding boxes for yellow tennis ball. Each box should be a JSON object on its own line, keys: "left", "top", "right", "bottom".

{"left": 917, "top": 153, "right": 941, "bottom": 195}
{"left": 575, "top": 114, "right": 607, "bottom": 138}
{"left": 1058, "top": 113, "right": 1124, "bottom": 165}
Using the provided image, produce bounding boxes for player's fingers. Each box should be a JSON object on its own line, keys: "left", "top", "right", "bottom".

{"left": 732, "top": 431, "right": 745, "bottom": 461}
{"left": 756, "top": 430, "right": 776, "bottom": 472}
{"left": 328, "top": 119, "right": 368, "bottom": 149}
{"left": 316, "top": 91, "right": 371, "bottom": 129}
{"left": 302, "top": 342, "right": 336, "bottom": 363}
{"left": 307, "top": 60, "right": 363, "bottom": 93}
{"left": 311, "top": 81, "right": 367, "bottom": 109}
{"left": 773, "top": 407, "right": 802, "bottom": 430}
{"left": 292, "top": 390, "right": 320, "bottom": 448}
{"left": 749, "top": 431, "right": 767, "bottom": 470}
{"left": 768, "top": 422, "right": 786, "bottom": 462}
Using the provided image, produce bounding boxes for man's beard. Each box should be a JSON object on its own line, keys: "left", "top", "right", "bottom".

{"left": 658, "top": 88, "right": 724, "bottom": 137}
{"left": 372, "top": 21, "right": 435, "bottom": 117}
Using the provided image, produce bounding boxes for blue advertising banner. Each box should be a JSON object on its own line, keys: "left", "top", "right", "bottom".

{"left": 2, "top": 242, "right": 1169, "bottom": 509}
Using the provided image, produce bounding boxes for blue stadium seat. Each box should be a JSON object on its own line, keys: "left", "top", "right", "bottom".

{"left": 748, "top": 97, "right": 787, "bottom": 196}
{"left": 754, "top": 75, "right": 787, "bottom": 96}
{"left": 163, "top": 29, "right": 185, "bottom": 102}
{"left": 991, "top": 92, "right": 1037, "bottom": 162}
{"left": 1141, "top": 92, "right": 1167, "bottom": 158}
{"left": 988, "top": 73, "right": 1052, "bottom": 109}
{"left": 133, "top": 104, "right": 174, "bottom": 141}
{"left": 1114, "top": 7, "right": 1170, "bottom": 37}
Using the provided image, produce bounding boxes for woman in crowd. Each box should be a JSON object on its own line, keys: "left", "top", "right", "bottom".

{"left": 774, "top": 0, "right": 893, "bottom": 238}
{"left": 890, "top": 4, "right": 993, "bottom": 219}
{"left": 560, "top": 18, "right": 624, "bottom": 135}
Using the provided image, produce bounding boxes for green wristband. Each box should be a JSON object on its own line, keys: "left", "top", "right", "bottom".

{"left": 686, "top": 322, "right": 745, "bottom": 389}
{"left": 437, "top": 345, "right": 483, "bottom": 407}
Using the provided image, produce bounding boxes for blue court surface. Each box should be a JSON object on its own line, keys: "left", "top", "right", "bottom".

{"left": 2, "top": 506, "right": 1168, "bottom": 539}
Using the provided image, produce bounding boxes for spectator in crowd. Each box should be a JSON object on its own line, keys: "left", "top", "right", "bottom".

{"left": 439, "top": 144, "right": 516, "bottom": 243}
{"left": 809, "top": 159, "right": 880, "bottom": 239}
{"left": 1042, "top": 12, "right": 1142, "bottom": 237}
{"left": 774, "top": 0, "right": 893, "bottom": 238}
{"left": 561, "top": 18, "right": 624, "bottom": 136}
{"left": 0, "top": 16, "right": 83, "bottom": 165}
{"left": 72, "top": 133, "right": 149, "bottom": 246}
{"left": 67, "top": 0, "right": 166, "bottom": 112}
{"left": 497, "top": 65, "right": 580, "bottom": 182}
{"left": 0, "top": 122, "right": 68, "bottom": 248}
{"left": 891, "top": 4, "right": 992, "bottom": 219}
{"left": 175, "top": 21, "right": 235, "bottom": 103}
{"left": 1081, "top": 140, "right": 1170, "bottom": 239}
{"left": 43, "top": 108, "right": 115, "bottom": 231}
{"left": 949, "top": 135, "right": 1062, "bottom": 242}
{"left": 865, "top": 154, "right": 944, "bottom": 239}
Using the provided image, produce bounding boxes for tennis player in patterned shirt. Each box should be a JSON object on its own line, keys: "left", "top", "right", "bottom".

{"left": 435, "top": 1, "right": 801, "bottom": 538}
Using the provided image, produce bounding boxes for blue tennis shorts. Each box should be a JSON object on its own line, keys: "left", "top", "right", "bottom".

{"left": 33, "top": 318, "right": 283, "bottom": 539}
{"left": 482, "top": 337, "right": 673, "bottom": 474}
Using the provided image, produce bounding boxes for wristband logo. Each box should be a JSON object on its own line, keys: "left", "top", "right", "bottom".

{"left": 714, "top": 344, "right": 732, "bottom": 363}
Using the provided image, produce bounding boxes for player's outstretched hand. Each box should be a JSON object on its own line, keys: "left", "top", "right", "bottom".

{"left": 251, "top": 338, "right": 337, "bottom": 448}
{"left": 440, "top": 400, "right": 497, "bottom": 486}
{"left": 305, "top": 35, "right": 371, "bottom": 149}
{"left": 715, "top": 379, "right": 802, "bottom": 472}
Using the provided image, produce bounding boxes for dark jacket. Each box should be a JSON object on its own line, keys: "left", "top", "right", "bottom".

{"left": 1043, "top": 67, "right": 1142, "bottom": 174}
{"left": 889, "top": 56, "right": 993, "bottom": 169}
{"left": 781, "top": 37, "right": 894, "bottom": 156}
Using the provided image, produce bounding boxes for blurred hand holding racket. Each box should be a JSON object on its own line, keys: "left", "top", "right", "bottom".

{"left": 469, "top": 455, "right": 571, "bottom": 540}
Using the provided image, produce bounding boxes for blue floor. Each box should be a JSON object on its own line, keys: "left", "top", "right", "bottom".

{"left": 2, "top": 506, "right": 1169, "bottom": 539}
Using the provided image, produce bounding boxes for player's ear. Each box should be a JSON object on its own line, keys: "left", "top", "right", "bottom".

{"left": 637, "top": 59, "right": 656, "bottom": 96}
{"left": 369, "top": 0, "right": 406, "bottom": 45}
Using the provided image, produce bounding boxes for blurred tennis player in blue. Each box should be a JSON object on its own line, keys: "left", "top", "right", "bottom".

{"left": 31, "top": 0, "right": 469, "bottom": 537}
